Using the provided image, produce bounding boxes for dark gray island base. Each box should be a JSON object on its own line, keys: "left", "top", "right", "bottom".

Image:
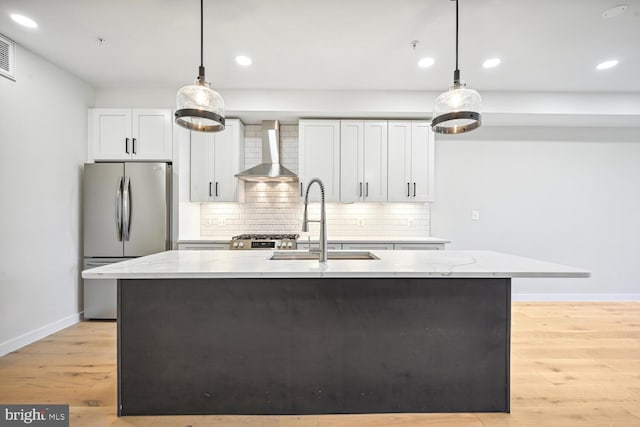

{"left": 117, "top": 277, "right": 511, "bottom": 415}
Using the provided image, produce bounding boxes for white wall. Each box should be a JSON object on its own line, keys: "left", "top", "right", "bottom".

{"left": 0, "top": 45, "right": 94, "bottom": 355}
{"left": 431, "top": 127, "right": 640, "bottom": 300}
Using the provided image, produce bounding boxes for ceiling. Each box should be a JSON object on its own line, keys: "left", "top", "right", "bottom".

{"left": 1, "top": 0, "right": 639, "bottom": 93}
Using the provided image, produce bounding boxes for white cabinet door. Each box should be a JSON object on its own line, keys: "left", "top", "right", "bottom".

{"left": 90, "top": 108, "right": 172, "bottom": 161}
{"left": 362, "top": 121, "right": 388, "bottom": 202}
{"left": 90, "top": 109, "right": 132, "bottom": 160}
{"left": 131, "top": 109, "right": 173, "bottom": 160}
{"left": 190, "top": 131, "right": 215, "bottom": 202}
{"left": 340, "top": 120, "right": 387, "bottom": 202}
{"left": 213, "top": 120, "right": 243, "bottom": 202}
{"left": 387, "top": 121, "right": 435, "bottom": 202}
{"left": 340, "top": 120, "right": 364, "bottom": 203}
{"left": 299, "top": 120, "right": 341, "bottom": 202}
{"left": 411, "top": 122, "right": 435, "bottom": 202}
{"left": 387, "top": 121, "right": 412, "bottom": 202}
{"left": 190, "top": 119, "right": 244, "bottom": 202}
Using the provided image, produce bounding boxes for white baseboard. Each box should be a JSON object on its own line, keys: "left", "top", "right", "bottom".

{"left": 0, "top": 312, "right": 82, "bottom": 357}
{"left": 512, "top": 293, "right": 640, "bottom": 302}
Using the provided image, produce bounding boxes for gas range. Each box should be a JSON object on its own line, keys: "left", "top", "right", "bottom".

{"left": 230, "top": 233, "right": 300, "bottom": 250}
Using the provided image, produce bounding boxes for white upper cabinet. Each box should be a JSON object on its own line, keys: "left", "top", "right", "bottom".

{"left": 387, "top": 121, "right": 435, "bottom": 202}
{"left": 410, "top": 121, "right": 435, "bottom": 202}
{"left": 298, "top": 120, "right": 341, "bottom": 202}
{"left": 340, "top": 120, "right": 388, "bottom": 202}
{"left": 89, "top": 109, "right": 172, "bottom": 161}
{"left": 190, "top": 119, "right": 244, "bottom": 202}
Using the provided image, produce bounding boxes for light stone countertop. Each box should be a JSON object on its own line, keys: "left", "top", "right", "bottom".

{"left": 178, "top": 236, "right": 450, "bottom": 244}
{"left": 82, "top": 250, "right": 589, "bottom": 279}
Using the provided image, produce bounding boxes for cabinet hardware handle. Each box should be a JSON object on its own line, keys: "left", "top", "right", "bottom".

{"left": 366, "top": 182, "right": 369, "bottom": 197}
{"left": 215, "top": 182, "right": 219, "bottom": 197}
{"left": 209, "top": 182, "right": 212, "bottom": 197}
{"left": 359, "top": 182, "right": 363, "bottom": 197}
{"left": 122, "top": 176, "right": 131, "bottom": 241}
{"left": 125, "top": 138, "right": 130, "bottom": 154}
{"left": 407, "top": 182, "right": 410, "bottom": 197}
{"left": 300, "top": 182, "right": 303, "bottom": 197}
{"left": 413, "top": 182, "right": 416, "bottom": 197}
{"left": 115, "top": 177, "right": 123, "bottom": 241}
{"left": 132, "top": 138, "right": 137, "bottom": 154}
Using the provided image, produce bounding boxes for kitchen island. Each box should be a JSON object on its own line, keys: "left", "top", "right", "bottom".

{"left": 83, "top": 250, "right": 588, "bottom": 416}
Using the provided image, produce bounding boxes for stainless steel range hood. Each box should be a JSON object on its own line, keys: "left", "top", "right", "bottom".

{"left": 235, "top": 120, "right": 298, "bottom": 182}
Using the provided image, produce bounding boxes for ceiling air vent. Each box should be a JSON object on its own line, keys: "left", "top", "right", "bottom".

{"left": 0, "top": 34, "right": 16, "bottom": 81}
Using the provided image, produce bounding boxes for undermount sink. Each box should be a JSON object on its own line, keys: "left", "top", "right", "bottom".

{"left": 270, "top": 250, "right": 380, "bottom": 261}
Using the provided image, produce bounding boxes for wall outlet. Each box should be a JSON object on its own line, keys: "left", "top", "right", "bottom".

{"left": 218, "top": 217, "right": 226, "bottom": 226}
{"left": 408, "top": 218, "right": 415, "bottom": 228}
{"left": 472, "top": 211, "right": 480, "bottom": 221}
{"left": 356, "top": 218, "right": 364, "bottom": 227}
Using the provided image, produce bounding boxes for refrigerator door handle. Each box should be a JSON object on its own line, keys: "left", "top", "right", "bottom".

{"left": 115, "top": 177, "right": 123, "bottom": 241}
{"left": 122, "top": 176, "right": 131, "bottom": 241}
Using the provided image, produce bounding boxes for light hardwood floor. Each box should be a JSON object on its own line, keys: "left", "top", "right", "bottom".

{"left": 1, "top": 303, "right": 639, "bottom": 427}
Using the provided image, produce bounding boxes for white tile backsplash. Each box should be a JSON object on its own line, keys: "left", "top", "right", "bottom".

{"left": 200, "top": 124, "right": 430, "bottom": 238}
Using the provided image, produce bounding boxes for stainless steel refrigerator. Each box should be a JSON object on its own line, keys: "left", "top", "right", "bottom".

{"left": 83, "top": 162, "right": 171, "bottom": 319}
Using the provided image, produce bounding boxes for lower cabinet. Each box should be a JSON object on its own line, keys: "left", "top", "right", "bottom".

{"left": 393, "top": 243, "right": 444, "bottom": 250}
{"left": 342, "top": 243, "right": 394, "bottom": 251}
{"left": 298, "top": 243, "right": 343, "bottom": 251}
{"left": 177, "top": 243, "right": 229, "bottom": 250}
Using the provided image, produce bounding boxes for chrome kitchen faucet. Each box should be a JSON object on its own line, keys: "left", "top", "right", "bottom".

{"left": 302, "top": 178, "right": 328, "bottom": 263}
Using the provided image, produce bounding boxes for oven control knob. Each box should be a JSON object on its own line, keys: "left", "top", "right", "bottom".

{"left": 233, "top": 242, "right": 238, "bottom": 248}
{"left": 287, "top": 242, "right": 293, "bottom": 248}
{"left": 276, "top": 242, "right": 281, "bottom": 248}
{"left": 239, "top": 242, "right": 244, "bottom": 248}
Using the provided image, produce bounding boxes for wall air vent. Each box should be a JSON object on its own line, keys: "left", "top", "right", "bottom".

{"left": 0, "top": 34, "right": 16, "bottom": 81}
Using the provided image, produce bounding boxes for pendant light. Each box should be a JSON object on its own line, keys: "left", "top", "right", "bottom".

{"left": 431, "top": 0, "right": 481, "bottom": 134}
{"left": 175, "top": 0, "right": 225, "bottom": 133}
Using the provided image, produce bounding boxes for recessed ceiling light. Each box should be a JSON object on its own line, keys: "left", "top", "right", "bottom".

{"left": 235, "top": 55, "right": 252, "bottom": 66}
{"left": 602, "top": 4, "right": 628, "bottom": 18}
{"left": 596, "top": 59, "right": 619, "bottom": 70}
{"left": 10, "top": 13, "right": 38, "bottom": 28}
{"left": 482, "top": 58, "right": 502, "bottom": 68}
{"left": 417, "top": 57, "right": 434, "bottom": 68}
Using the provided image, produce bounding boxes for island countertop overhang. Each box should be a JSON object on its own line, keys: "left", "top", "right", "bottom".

{"left": 82, "top": 250, "right": 590, "bottom": 280}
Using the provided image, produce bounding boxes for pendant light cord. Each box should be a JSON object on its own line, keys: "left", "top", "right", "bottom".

{"left": 453, "top": 0, "right": 460, "bottom": 84}
{"left": 197, "top": 0, "right": 205, "bottom": 81}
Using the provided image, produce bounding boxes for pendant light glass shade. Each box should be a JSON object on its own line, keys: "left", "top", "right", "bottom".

{"left": 432, "top": 81, "right": 481, "bottom": 134}
{"left": 431, "top": 0, "right": 481, "bottom": 135}
{"left": 175, "top": 75, "right": 225, "bottom": 133}
{"left": 175, "top": 0, "right": 225, "bottom": 133}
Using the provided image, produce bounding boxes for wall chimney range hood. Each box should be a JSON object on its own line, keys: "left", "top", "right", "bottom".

{"left": 235, "top": 120, "right": 298, "bottom": 182}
